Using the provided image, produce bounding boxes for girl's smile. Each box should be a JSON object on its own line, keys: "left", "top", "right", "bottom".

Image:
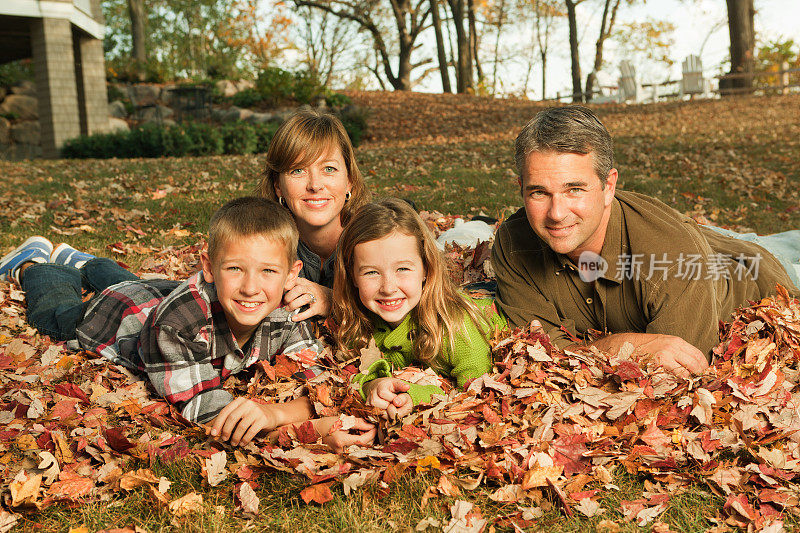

{"left": 352, "top": 231, "right": 425, "bottom": 328}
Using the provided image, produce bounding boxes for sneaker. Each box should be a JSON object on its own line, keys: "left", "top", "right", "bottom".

{"left": 0, "top": 236, "right": 53, "bottom": 284}
{"left": 51, "top": 243, "right": 97, "bottom": 269}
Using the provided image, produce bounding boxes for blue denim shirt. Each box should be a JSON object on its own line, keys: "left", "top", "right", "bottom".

{"left": 297, "top": 240, "right": 336, "bottom": 289}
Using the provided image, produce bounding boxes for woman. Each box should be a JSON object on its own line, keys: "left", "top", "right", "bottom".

{"left": 257, "top": 110, "right": 369, "bottom": 321}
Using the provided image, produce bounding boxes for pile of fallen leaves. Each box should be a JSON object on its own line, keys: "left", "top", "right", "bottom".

{"left": 2, "top": 233, "right": 800, "bottom": 531}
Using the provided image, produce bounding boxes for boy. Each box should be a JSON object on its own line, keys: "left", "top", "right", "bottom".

{"left": 0, "top": 197, "right": 375, "bottom": 450}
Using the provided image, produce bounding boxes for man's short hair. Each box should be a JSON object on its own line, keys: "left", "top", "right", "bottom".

{"left": 515, "top": 105, "right": 614, "bottom": 184}
{"left": 207, "top": 197, "right": 299, "bottom": 264}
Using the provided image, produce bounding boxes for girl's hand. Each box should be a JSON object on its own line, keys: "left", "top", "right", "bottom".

{"left": 364, "top": 377, "right": 413, "bottom": 420}
{"left": 283, "top": 277, "right": 332, "bottom": 321}
{"left": 207, "top": 398, "right": 279, "bottom": 447}
{"left": 314, "top": 416, "right": 377, "bottom": 453}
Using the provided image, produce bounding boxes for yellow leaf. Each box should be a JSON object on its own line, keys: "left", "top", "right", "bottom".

{"left": 416, "top": 456, "right": 441, "bottom": 473}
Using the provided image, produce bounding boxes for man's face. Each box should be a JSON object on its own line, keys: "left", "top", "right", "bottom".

{"left": 521, "top": 150, "right": 617, "bottom": 262}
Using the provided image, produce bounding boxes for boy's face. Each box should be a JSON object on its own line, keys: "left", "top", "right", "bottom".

{"left": 201, "top": 234, "right": 302, "bottom": 346}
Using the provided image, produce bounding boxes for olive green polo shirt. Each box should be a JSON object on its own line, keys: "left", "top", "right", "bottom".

{"left": 491, "top": 190, "right": 798, "bottom": 358}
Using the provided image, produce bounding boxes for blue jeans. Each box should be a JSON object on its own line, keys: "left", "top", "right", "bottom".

{"left": 22, "top": 258, "right": 139, "bottom": 341}
{"left": 706, "top": 226, "right": 800, "bottom": 287}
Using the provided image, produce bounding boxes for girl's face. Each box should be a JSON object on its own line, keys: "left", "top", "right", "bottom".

{"left": 352, "top": 230, "right": 426, "bottom": 328}
{"left": 274, "top": 146, "right": 351, "bottom": 235}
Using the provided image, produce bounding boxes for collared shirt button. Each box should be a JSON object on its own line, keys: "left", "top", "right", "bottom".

{"left": 586, "top": 298, "right": 593, "bottom": 304}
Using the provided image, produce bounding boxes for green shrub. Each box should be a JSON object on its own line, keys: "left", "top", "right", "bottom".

{"left": 325, "top": 92, "right": 352, "bottom": 108}
{"left": 252, "top": 121, "right": 280, "bottom": 153}
{"left": 61, "top": 130, "right": 130, "bottom": 159}
{"left": 230, "top": 88, "right": 263, "bottom": 108}
{"left": 128, "top": 123, "right": 166, "bottom": 158}
{"left": 62, "top": 121, "right": 227, "bottom": 159}
{"left": 337, "top": 106, "right": 369, "bottom": 147}
{"left": 181, "top": 122, "right": 224, "bottom": 155}
{"left": 291, "top": 71, "right": 326, "bottom": 105}
{"left": 256, "top": 67, "right": 295, "bottom": 106}
{"left": 221, "top": 122, "right": 257, "bottom": 155}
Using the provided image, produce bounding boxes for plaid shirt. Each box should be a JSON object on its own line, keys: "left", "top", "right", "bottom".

{"left": 76, "top": 272, "right": 322, "bottom": 423}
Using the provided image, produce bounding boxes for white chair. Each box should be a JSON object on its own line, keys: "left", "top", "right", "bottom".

{"left": 617, "top": 61, "right": 639, "bottom": 103}
{"left": 681, "top": 55, "right": 705, "bottom": 97}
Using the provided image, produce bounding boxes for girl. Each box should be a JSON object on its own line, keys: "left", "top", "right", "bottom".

{"left": 257, "top": 110, "right": 370, "bottom": 322}
{"left": 331, "top": 198, "right": 506, "bottom": 420}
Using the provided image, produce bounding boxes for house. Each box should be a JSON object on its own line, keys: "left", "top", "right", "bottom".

{"left": 0, "top": 0, "right": 108, "bottom": 158}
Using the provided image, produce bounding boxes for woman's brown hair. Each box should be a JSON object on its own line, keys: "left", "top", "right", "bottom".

{"left": 256, "top": 110, "right": 369, "bottom": 226}
{"left": 331, "top": 198, "right": 487, "bottom": 364}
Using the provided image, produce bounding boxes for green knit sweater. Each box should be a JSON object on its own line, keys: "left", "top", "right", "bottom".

{"left": 353, "top": 297, "right": 506, "bottom": 405}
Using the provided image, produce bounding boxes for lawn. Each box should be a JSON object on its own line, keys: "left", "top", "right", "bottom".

{"left": 1, "top": 93, "right": 799, "bottom": 532}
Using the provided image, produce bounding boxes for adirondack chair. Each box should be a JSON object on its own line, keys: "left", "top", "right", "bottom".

{"left": 681, "top": 55, "right": 705, "bottom": 97}
{"left": 617, "top": 61, "right": 639, "bottom": 103}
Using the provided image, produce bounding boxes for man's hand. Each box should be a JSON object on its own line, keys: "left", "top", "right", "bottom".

{"left": 363, "top": 377, "right": 413, "bottom": 420}
{"left": 314, "top": 416, "right": 377, "bottom": 453}
{"left": 590, "top": 332, "right": 709, "bottom": 378}
{"left": 207, "top": 398, "right": 279, "bottom": 447}
{"left": 638, "top": 334, "right": 709, "bottom": 378}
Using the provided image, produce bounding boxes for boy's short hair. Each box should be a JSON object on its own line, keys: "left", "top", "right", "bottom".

{"left": 207, "top": 197, "right": 299, "bottom": 264}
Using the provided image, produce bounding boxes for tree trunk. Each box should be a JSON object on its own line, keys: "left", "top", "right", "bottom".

{"left": 128, "top": 0, "right": 146, "bottom": 82}
{"left": 467, "top": 0, "right": 482, "bottom": 86}
{"left": 584, "top": 0, "right": 620, "bottom": 101}
{"left": 447, "top": 0, "right": 472, "bottom": 93}
{"left": 490, "top": 0, "right": 505, "bottom": 94}
{"left": 430, "top": 0, "right": 452, "bottom": 92}
{"left": 565, "top": 0, "right": 582, "bottom": 102}
{"left": 725, "top": 0, "right": 755, "bottom": 93}
{"left": 541, "top": 51, "right": 547, "bottom": 99}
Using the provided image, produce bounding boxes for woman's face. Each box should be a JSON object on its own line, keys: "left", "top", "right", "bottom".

{"left": 275, "top": 146, "right": 351, "bottom": 235}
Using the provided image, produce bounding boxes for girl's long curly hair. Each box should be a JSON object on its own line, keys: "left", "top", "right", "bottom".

{"left": 332, "top": 198, "right": 487, "bottom": 364}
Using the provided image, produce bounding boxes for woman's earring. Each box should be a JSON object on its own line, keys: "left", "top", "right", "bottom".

{"left": 345, "top": 191, "right": 352, "bottom": 202}
{"left": 278, "top": 196, "right": 288, "bottom": 208}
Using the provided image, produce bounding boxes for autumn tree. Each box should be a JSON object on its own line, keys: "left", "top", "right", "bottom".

{"left": 293, "top": 0, "right": 431, "bottom": 91}
{"left": 584, "top": 0, "right": 625, "bottom": 102}
{"left": 292, "top": 6, "right": 358, "bottom": 86}
{"left": 103, "top": 0, "right": 292, "bottom": 81}
{"left": 724, "top": 0, "right": 755, "bottom": 92}
{"left": 530, "top": 0, "right": 562, "bottom": 98}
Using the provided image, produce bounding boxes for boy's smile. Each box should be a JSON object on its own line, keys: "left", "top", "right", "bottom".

{"left": 201, "top": 234, "right": 301, "bottom": 346}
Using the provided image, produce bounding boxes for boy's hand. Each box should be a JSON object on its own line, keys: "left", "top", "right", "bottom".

{"left": 363, "top": 377, "right": 413, "bottom": 420}
{"left": 314, "top": 416, "right": 376, "bottom": 454}
{"left": 207, "top": 398, "right": 279, "bottom": 447}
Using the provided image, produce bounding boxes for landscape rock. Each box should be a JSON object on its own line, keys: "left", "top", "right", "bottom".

{"left": 221, "top": 106, "right": 252, "bottom": 123}
{"left": 108, "top": 100, "right": 128, "bottom": 118}
{"left": 0, "top": 94, "right": 38, "bottom": 120}
{"left": 0, "top": 117, "right": 9, "bottom": 144}
{"left": 215, "top": 80, "right": 238, "bottom": 98}
{"left": 128, "top": 84, "right": 161, "bottom": 106}
{"left": 10, "top": 80, "right": 36, "bottom": 96}
{"left": 11, "top": 121, "right": 40, "bottom": 145}
{"left": 235, "top": 80, "right": 255, "bottom": 92}
{"left": 245, "top": 112, "right": 277, "bottom": 124}
{"left": 108, "top": 117, "right": 130, "bottom": 133}
{"left": 139, "top": 104, "right": 174, "bottom": 123}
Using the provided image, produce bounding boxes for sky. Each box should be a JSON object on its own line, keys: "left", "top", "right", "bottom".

{"left": 410, "top": 0, "right": 800, "bottom": 98}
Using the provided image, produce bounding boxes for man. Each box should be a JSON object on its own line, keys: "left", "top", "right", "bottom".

{"left": 491, "top": 105, "right": 799, "bottom": 377}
